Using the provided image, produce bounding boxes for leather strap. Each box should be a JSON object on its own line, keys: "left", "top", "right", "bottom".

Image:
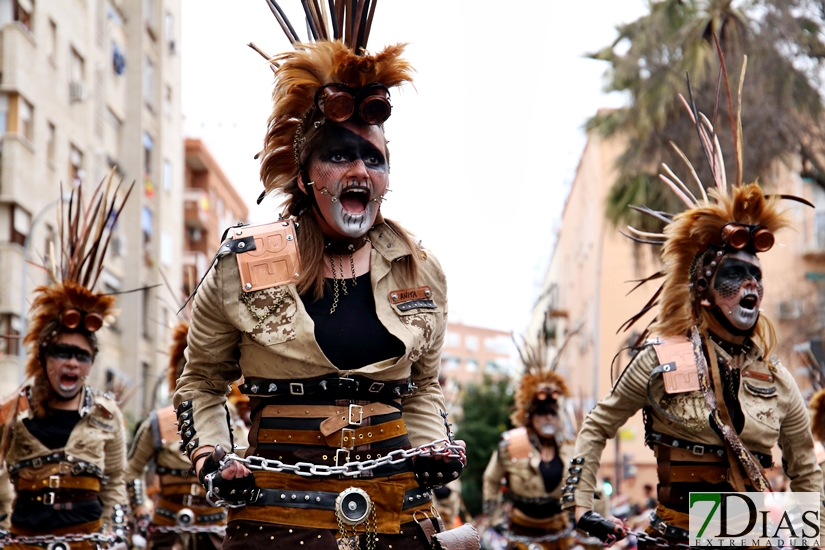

{"left": 15, "top": 475, "right": 101, "bottom": 492}
{"left": 155, "top": 465, "right": 195, "bottom": 477}
{"left": 251, "top": 486, "right": 432, "bottom": 510}
{"left": 649, "top": 512, "right": 689, "bottom": 539}
{"left": 257, "top": 418, "right": 407, "bottom": 448}
{"left": 667, "top": 465, "right": 729, "bottom": 483}
{"left": 647, "top": 432, "right": 772, "bottom": 467}
{"left": 16, "top": 489, "right": 99, "bottom": 506}
{"left": 8, "top": 452, "right": 103, "bottom": 478}
{"left": 259, "top": 402, "right": 398, "bottom": 432}
{"left": 158, "top": 482, "right": 205, "bottom": 497}
{"left": 155, "top": 506, "right": 227, "bottom": 524}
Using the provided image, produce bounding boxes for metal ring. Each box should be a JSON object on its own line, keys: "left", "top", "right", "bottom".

{"left": 335, "top": 487, "right": 372, "bottom": 526}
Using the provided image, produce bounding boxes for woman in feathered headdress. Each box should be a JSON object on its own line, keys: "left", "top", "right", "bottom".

{"left": 565, "top": 54, "right": 825, "bottom": 547}
{"left": 174, "top": 3, "right": 468, "bottom": 549}
{"left": 0, "top": 172, "right": 133, "bottom": 549}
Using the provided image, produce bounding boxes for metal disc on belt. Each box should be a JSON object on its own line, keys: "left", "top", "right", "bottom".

{"left": 335, "top": 487, "right": 372, "bottom": 526}
{"left": 47, "top": 543, "right": 70, "bottom": 550}
{"left": 177, "top": 507, "right": 195, "bottom": 527}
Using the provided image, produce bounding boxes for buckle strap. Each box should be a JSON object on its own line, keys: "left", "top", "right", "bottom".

{"left": 8, "top": 453, "right": 104, "bottom": 478}
{"left": 251, "top": 486, "right": 431, "bottom": 510}
{"left": 649, "top": 512, "right": 689, "bottom": 540}
{"left": 156, "top": 465, "right": 196, "bottom": 477}
{"left": 155, "top": 507, "right": 227, "bottom": 524}
{"left": 240, "top": 376, "right": 416, "bottom": 399}
{"left": 647, "top": 431, "right": 772, "bottom": 468}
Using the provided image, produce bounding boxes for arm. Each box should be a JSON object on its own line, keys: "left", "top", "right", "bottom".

{"left": 99, "top": 407, "right": 129, "bottom": 533}
{"left": 174, "top": 256, "right": 242, "bottom": 461}
{"left": 482, "top": 449, "right": 504, "bottom": 515}
{"left": 776, "top": 365, "right": 825, "bottom": 535}
{"left": 124, "top": 419, "right": 154, "bottom": 514}
{"left": 569, "top": 346, "right": 657, "bottom": 515}
{"left": 402, "top": 314, "right": 449, "bottom": 446}
{"left": 0, "top": 464, "right": 12, "bottom": 529}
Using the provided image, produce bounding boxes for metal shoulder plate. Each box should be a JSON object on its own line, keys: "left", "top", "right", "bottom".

{"left": 232, "top": 220, "right": 301, "bottom": 293}
{"left": 651, "top": 335, "right": 700, "bottom": 394}
{"left": 502, "top": 427, "right": 533, "bottom": 461}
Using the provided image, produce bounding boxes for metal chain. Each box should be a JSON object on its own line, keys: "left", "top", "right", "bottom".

{"left": 349, "top": 254, "right": 357, "bottom": 287}
{"left": 205, "top": 438, "right": 466, "bottom": 508}
{"left": 0, "top": 531, "right": 118, "bottom": 547}
{"left": 337, "top": 255, "right": 348, "bottom": 295}
{"left": 242, "top": 287, "right": 287, "bottom": 330}
{"left": 150, "top": 525, "right": 227, "bottom": 536}
{"left": 330, "top": 254, "right": 340, "bottom": 314}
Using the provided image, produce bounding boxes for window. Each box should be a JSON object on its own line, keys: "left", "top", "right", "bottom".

{"left": 465, "top": 335, "right": 479, "bottom": 352}
{"left": 111, "top": 42, "right": 125, "bottom": 76}
{"left": 47, "top": 19, "right": 56, "bottom": 63}
{"left": 442, "top": 357, "right": 460, "bottom": 371}
{"left": 465, "top": 359, "right": 478, "bottom": 372}
{"left": 142, "top": 132, "right": 153, "bottom": 176}
{"left": 163, "top": 84, "right": 172, "bottom": 117}
{"left": 10, "top": 203, "right": 31, "bottom": 246}
{"left": 160, "top": 230, "right": 172, "bottom": 266}
{"left": 165, "top": 12, "right": 175, "bottom": 53}
{"left": 143, "top": 56, "right": 155, "bottom": 110}
{"left": 69, "top": 144, "right": 83, "bottom": 185}
{"left": 142, "top": 206, "right": 153, "bottom": 246}
{"left": 17, "top": 96, "right": 32, "bottom": 141}
{"left": 162, "top": 159, "right": 172, "bottom": 191}
{"left": 69, "top": 47, "right": 85, "bottom": 102}
{"left": 46, "top": 122, "right": 55, "bottom": 163}
{"left": 0, "top": 313, "right": 20, "bottom": 356}
{"left": 0, "top": 93, "right": 8, "bottom": 132}
{"left": 15, "top": 0, "right": 32, "bottom": 31}
{"left": 144, "top": 0, "right": 156, "bottom": 39}
{"left": 445, "top": 332, "right": 461, "bottom": 348}
{"left": 141, "top": 290, "right": 152, "bottom": 338}
{"left": 104, "top": 109, "right": 121, "bottom": 159}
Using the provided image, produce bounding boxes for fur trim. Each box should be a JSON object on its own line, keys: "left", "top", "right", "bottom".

{"left": 652, "top": 183, "right": 788, "bottom": 338}
{"left": 259, "top": 41, "right": 413, "bottom": 196}
{"left": 811, "top": 387, "right": 825, "bottom": 444}
{"left": 166, "top": 322, "right": 189, "bottom": 394}
{"left": 511, "top": 370, "right": 569, "bottom": 428}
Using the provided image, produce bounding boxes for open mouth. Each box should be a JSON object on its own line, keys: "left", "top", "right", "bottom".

{"left": 739, "top": 294, "right": 758, "bottom": 311}
{"left": 60, "top": 373, "right": 80, "bottom": 388}
{"left": 339, "top": 187, "right": 370, "bottom": 214}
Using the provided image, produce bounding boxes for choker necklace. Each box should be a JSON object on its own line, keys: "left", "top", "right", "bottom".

{"left": 323, "top": 235, "right": 369, "bottom": 256}
{"left": 328, "top": 253, "right": 358, "bottom": 314}
{"left": 707, "top": 330, "right": 752, "bottom": 357}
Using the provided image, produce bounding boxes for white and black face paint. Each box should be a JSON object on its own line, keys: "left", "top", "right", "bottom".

{"left": 709, "top": 252, "right": 763, "bottom": 332}
{"left": 530, "top": 410, "right": 560, "bottom": 440}
{"left": 306, "top": 122, "right": 389, "bottom": 240}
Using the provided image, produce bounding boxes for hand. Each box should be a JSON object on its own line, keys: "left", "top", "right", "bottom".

{"left": 198, "top": 445, "right": 257, "bottom": 504}
{"left": 575, "top": 509, "right": 626, "bottom": 544}
{"left": 413, "top": 440, "right": 466, "bottom": 488}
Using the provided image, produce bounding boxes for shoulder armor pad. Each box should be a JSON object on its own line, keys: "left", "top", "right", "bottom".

{"left": 0, "top": 389, "right": 28, "bottom": 425}
{"left": 502, "top": 427, "right": 533, "bottom": 461}
{"left": 232, "top": 220, "right": 301, "bottom": 293}
{"left": 651, "top": 335, "right": 700, "bottom": 395}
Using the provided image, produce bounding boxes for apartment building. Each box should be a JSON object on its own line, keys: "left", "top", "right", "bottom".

{"left": 0, "top": 0, "right": 183, "bottom": 424}
{"left": 528, "top": 123, "right": 825, "bottom": 503}
{"left": 441, "top": 322, "right": 513, "bottom": 387}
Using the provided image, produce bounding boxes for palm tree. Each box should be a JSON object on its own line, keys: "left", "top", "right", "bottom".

{"left": 589, "top": 0, "right": 825, "bottom": 232}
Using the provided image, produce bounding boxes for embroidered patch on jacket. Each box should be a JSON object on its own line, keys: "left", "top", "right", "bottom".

{"left": 388, "top": 286, "right": 433, "bottom": 305}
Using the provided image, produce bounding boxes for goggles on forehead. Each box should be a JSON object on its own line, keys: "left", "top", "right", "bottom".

{"left": 61, "top": 308, "right": 104, "bottom": 332}
{"left": 720, "top": 223, "right": 775, "bottom": 253}
{"left": 314, "top": 83, "right": 392, "bottom": 126}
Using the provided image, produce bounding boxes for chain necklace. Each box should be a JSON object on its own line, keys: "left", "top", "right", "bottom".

{"left": 328, "top": 253, "right": 357, "bottom": 314}
{"left": 336, "top": 504, "right": 377, "bottom": 550}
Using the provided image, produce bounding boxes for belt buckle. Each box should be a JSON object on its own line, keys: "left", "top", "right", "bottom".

{"left": 32, "top": 457, "right": 43, "bottom": 469}
{"left": 693, "top": 445, "right": 705, "bottom": 456}
{"left": 190, "top": 483, "right": 201, "bottom": 495}
{"left": 368, "top": 382, "right": 384, "bottom": 393}
{"left": 48, "top": 475, "right": 60, "bottom": 489}
{"left": 341, "top": 428, "right": 356, "bottom": 450}
{"left": 289, "top": 382, "right": 304, "bottom": 395}
{"left": 335, "top": 449, "right": 351, "bottom": 465}
{"left": 655, "top": 518, "right": 667, "bottom": 535}
{"left": 348, "top": 404, "right": 363, "bottom": 426}
{"left": 43, "top": 491, "right": 56, "bottom": 505}
{"left": 183, "top": 494, "right": 193, "bottom": 507}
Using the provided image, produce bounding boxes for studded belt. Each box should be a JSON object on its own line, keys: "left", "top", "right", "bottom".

{"left": 155, "top": 507, "right": 227, "bottom": 524}
{"left": 240, "top": 375, "right": 415, "bottom": 399}
{"left": 649, "top": 512, "right": 689, "bottom": 539}
{"left": 8, "top": 453, "right": 103, "bottom": 478}
{"left": 17, "top": 489, "right": 99, "bottom": 507}
{"left": 156, "top": 465, "right": 195, "bottom": 477}
{"left": 15, "top": 475, "right": 101, "bottom": 493}
{"left": 251, "top": 486, "right": 431, "bottom": 511}
{"left": 647, "top": 432, "right": 772, "bottom": 468}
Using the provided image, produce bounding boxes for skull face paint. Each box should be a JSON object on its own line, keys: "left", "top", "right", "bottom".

{"left": 530, "top": 408, "right": 560, "bottom": 440}
{"left": 305, "top": 122, "right": 389, "bottom": 240}
{"left": 709, "top": 251, "right": 763, "bottom": 332}
{"left": 45, "top": 332, "right": 93, "bottom": 400}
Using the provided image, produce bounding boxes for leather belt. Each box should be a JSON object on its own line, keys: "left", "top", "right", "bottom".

{"left": 252, "top": 486, "right": 431, "bottom": 511}
{"left": 156, "top": 465, "right": 194, "bottom": 477}
{"left": 156, "top": 507, "right": 227, "bottom": 524}
{"left": 648, "top": 432, "right": 772, "bottom": 468}
{"left": 257, "top": 418, "right": 407, "bottom": 448}
{"left": 668, "top": 465, "right": 729, "bottom": 483}
{"left": 15, "top": 475, "right": 101, "bottom": 492}
{"left": 649, "top": 512, "right": 689, "bottom": 539}
{"left": 17, "top": 489, "right": 99, "bottom": 506}
{"left": 8, "top": 452, "right": 104, "bottom": 478}
{"left": 160, "top": 483, "right": 206, "bottom": 497}
{"left": 241, "top": 376, "right": 415, "bottom": 400}
{"left": 260, "top": 402, "right": 399, "bottom": 432}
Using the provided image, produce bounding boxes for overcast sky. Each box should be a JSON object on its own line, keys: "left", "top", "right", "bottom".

{"left": 180, "top": 0, "right": 648, "bottom": 334}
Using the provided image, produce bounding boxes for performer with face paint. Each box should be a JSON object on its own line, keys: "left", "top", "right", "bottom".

{"left": 174, "top": 3, "right": 470, "bottom": 549}
{"left": 483, "top": 337, "right": 601, "bottom": 550}
{"left": 565, "top": 60, "right": 825, "bottom": 548}
{"left": 0, "top": 173, "right": 131, "bottom": 550}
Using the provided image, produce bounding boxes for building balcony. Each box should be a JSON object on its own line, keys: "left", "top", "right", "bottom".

{"left": 0, "top": 135, "right": 34, "bottom": 199}
{"left": 184, "top": 188, "right": 209, "bottom": 231}
{"left": 0, "top": 22, "right": 37, "bottom": 96}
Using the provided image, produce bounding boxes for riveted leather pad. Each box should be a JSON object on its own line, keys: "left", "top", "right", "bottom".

{"left": 234, "top": 220, "right": 301, "bottom": 293}
{"left": 653, "top": 336, "right": 700, "bottom": 394}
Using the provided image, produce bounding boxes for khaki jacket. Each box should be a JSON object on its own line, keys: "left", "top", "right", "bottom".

{"left": 174, "top": 222, "right": 449, "bottom": 457}
{"left": 571, "top": 338, "right": 824, "bottom": 531}
{"left": 2, "top": 388, "right": 128, "bottom": 528}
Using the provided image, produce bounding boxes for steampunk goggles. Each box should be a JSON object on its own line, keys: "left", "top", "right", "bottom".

{"left": 61, "top": 308, "right": 104, "bottom": 332}
{"left": 314, "top": 83, "right": 392, "bottom": 125}
{"left": 720, "top": 223, "right": 774, "bottom": 252}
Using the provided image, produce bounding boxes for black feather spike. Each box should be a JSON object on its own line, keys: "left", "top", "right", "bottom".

{"left": 267, "top": 0, "right": 300, "bottom": 43}
{"left": 628, "top": 204, "right": 673, "bottom": 225}
{"left": 619, "top": 230, "right": 664, "bottom": 246}
{"left": 625, "top": 270, "right": 665, "bottom": 296}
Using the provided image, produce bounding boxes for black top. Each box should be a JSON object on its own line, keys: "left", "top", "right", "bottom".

{"left": 14, "top": 409, "right": 102, "bottom": 530}
{"left": 300, "top": 273, "right": 405, "bottom": 370}
{"left": 538, "top": 453, "right": 564, "bottom": 494}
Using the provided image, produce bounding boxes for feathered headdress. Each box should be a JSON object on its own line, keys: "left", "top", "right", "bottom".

{"left": 255, "top": 1, "right": 414, "bottom": 204}
{"left": 618, "top": 45, "right": 806, "bottom": 349}
{"left": 24, "top": 169, "right": 133, "bottom": 381}
{"left": 511, "top": 329, "right": 577, "bottom": 428}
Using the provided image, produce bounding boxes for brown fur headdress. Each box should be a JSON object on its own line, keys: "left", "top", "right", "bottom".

{"left": 256, "top": 2, "right": 414, "bottom": 200}
{"left": 511, "top": 333, "right": 572, "bottom": 428}
{"left": 619, "top": 55, "right": 801, "bottom": 353}
{"left": 24, "top": 170, "right": 133, "bottom": 382}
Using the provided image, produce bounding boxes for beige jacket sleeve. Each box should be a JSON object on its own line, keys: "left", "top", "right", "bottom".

{"left": 0, "top": 464, "right": 12, "bottom": 528}
{"left": 482, "top": 449, "right": 504, "bottom": 503}
{"left": 125, "top": 418, "right": 154, "bottom": 506}
{"left": 99, "top": 404, "right": 129, "bottom": 527}
{"left": 174, "top": 256, "right": 242, "bottom": 458}
{"left": 568, "top": 346, "right": 657, "bottom": 509}
{"left": 773, "top": 362, "right": 825, "bottom": 534}
{"left": 400, "top": 253, "right": 450, "bottom": 447}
